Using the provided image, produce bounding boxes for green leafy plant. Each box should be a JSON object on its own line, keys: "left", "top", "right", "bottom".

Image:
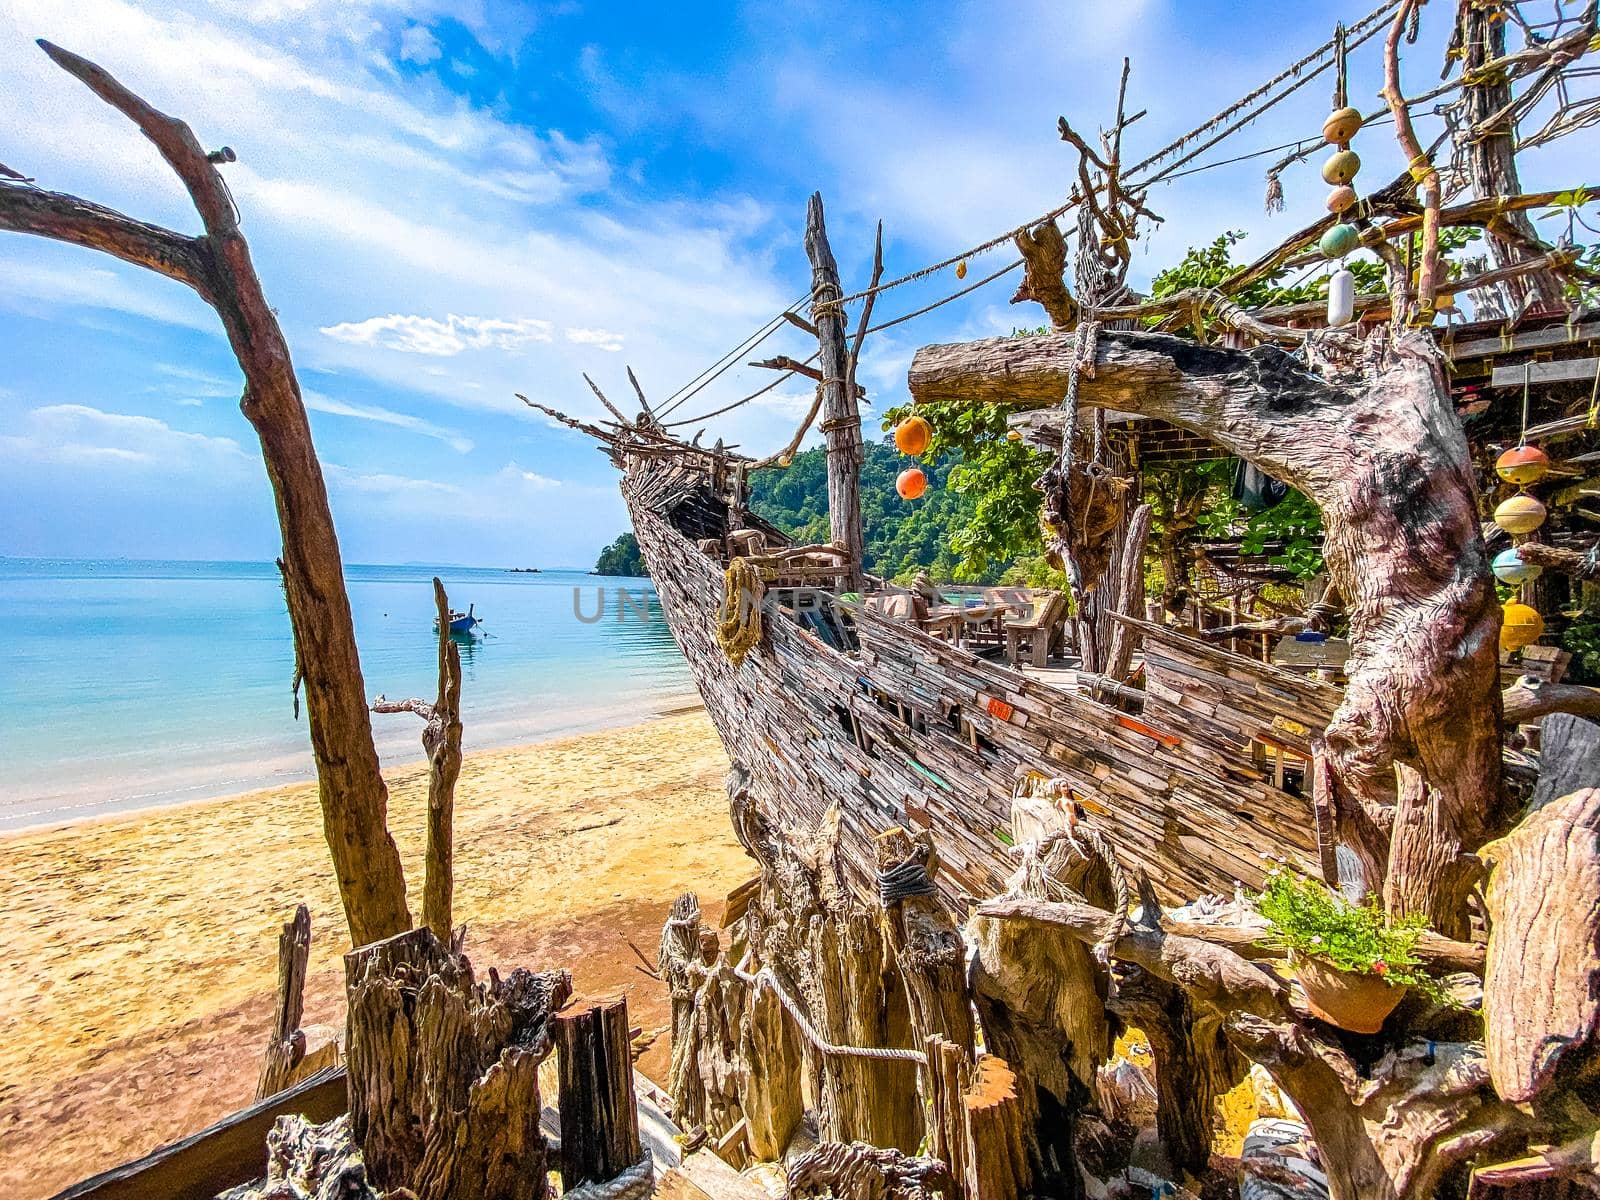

{"left": 1256, "top": 868, "right": 1456, "bottom": 1005}
{"left": 1559, "top": 607, "right": 1600, "bottom": 684}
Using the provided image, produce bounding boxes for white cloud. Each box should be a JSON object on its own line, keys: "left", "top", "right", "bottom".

{"left": 0, "top": 257, "right": 215, "bottom": 333}
{"left": 398, "top": 23, "right": 441, "bottom": 66}
{"left": 303, "top": 388, "right": 474, "bottom": 453}
{"left": 0, "top": 404, "right": 249, "bottom": 471}
{"left": 565, "top": 327, "right": 625, "bottom": 352}
{"left": 318, "top": 314, "right": 556, "bottom": 356}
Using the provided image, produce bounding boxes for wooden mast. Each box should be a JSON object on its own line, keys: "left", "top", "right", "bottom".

{"left": 805, "top": 192, "right": 866, "bottom": 592}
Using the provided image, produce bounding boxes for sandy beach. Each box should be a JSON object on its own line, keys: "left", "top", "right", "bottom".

{"left": 0, "top": 709, "right": 744, "bottom": 1200}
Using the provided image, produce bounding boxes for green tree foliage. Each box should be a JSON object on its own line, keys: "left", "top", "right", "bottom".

{"left": 748, "top": 440, "right": 996, "bottom": 583}
{"left": 593, "top": 532, "right": 645, "bottom": 577}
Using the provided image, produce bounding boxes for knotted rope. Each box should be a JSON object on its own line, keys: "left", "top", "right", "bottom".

{"left": 716, "top": 557, "right": 764, "bottom": 665}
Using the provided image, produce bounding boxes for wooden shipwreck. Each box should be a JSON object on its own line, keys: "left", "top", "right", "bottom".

{"left": 540, "top": 6, "right": 1600, "bottom": 1197}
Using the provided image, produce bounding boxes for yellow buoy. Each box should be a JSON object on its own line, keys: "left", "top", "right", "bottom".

{"left": 1494, "top": 494, "right": 1547, "bottom": 534}
{"left": 894, "top": 414, "right": 933, "bottom": 457}
{"left": 1322, "top": 148, "right": 1361, "bottom": 186}
{"left": 955, "top": 260, "right": 968, "bottom": 280}
{"left": 1322, "top": 106, "right": 1364, "bottom": 146}
{"left": 1006, "top": 429, "right": 1022, "bottom": 441}
{"left": 1500, "top": 601, "right": 1544, "bottom": 654}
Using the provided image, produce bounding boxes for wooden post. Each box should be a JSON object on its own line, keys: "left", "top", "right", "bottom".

{"left": 805, "top": 192, "right": 865, "bottom": 592}
{"left": 255, "top": 904, "right": 340, "bottom": 1099}
{"left": 556, "top": 998, "right": 645, "bottom": 1191}
{"left": 876, "top": 827, "right": 976, "bottom": 1056}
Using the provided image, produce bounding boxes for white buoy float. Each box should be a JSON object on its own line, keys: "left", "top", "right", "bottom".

{"left": 1327, "top": 268, "right": 1355, "bottom": 327}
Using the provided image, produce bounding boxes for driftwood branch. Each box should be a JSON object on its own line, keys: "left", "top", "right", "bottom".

{"left": 371, "top": 578, "right": 463, "bottom": 940}
{"left": 1516, "top": 541, "right": 1600, "bottom": 582}
{"left": 1, "top": 41, "right": 411, "bottom": 944}
{"left": 845, "top": 219, "right": 884, "bottom": 406}
{"left": 1011, "top": 220, "right": 1076, "bottom": 330}
{"left": 1382, "top": 2, "right": 1442, "bottom": 318}
{"left": 1502, "top": 676, "right": 1600, "bottom": 724}
{"left": 750, "top": 355, "right": 868, "bottom": 399}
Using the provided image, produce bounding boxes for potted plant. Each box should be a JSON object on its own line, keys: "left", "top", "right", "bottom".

{"left": 1256, "top": 867, "right": 1454, "bottom": 1034}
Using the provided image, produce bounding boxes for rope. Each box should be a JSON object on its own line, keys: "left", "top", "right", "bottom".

{"left": 733, "top": 965, "right": 926, "bottom": 1063}
{"left": 715, "top": 558, "right": 764, "bottom": 665}
{"left": 877, "top": 859, "right": 938, "bottom": 905}
{"left": 1125, "top": 0, "right": 1403, "bottom": 180}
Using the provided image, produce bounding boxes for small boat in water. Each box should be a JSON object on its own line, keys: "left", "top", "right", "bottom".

{"left": 433, "top": 602, "right": 481, "bottom": 636}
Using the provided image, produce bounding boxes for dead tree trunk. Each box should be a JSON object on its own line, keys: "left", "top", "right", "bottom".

{"left": 344, "top": 927, "right": 571, "bottom": 1199}
{"left": 555, "top": 998, "right": 647, "bottom": 1192}
{"left": 372, "top": 576, "right": 464, "bottom": 941}
{"left": 912, "top": 328, "right": 1503, "bottom": 935}
{"left": 806, "top": 193, "right": 866, "bottom": 592}
{"left": 1452, "top": 3, "right": 1568, "bottom": 312}
{"left": 0, "top": 42, "right": 409, "bottom": 946}
{"left": 256, "top": 904, "right": 340, "bottom": 1099}
{"left": 875, "top": 828, "right": 976, "bottom": 1057}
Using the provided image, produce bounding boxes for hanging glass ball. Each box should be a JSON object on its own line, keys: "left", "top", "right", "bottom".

{"left": 1494, "top": 494, "right": 1547, "bottom": 534}
{"left": 1500, "top": 600, "right": 1545, "bottom": 653}
{"left": 1492, "top": 547, "right": 1542, "bottom": 585}
{"left": 1322, "top": 106, "right": 1364, "bottom": 146}
{"left": 1319, "top": 223, "right": 1360, "bottom": 259}
{"left": 1495, "top": 444, "right": 1550, "bottom": 485}
{"left": 896, "top": 467, "right": 928, "bottom": 500}
{"left": 1322, "top": 148, "right": 1361, "bottom": 185}
{"left": 1326, "top": 184, "right": 1357, "bottom": 214}
{"left": 894, "top": 415, "right": 932, "bottom": 457}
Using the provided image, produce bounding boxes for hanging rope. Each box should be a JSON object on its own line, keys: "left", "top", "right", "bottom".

{"left": 715, "top": 557, "right": 765, "bottom": 665}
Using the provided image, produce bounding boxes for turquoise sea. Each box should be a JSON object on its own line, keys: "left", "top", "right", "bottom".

{"left": 0, "top": 559, "right": 696, "bottom": 832}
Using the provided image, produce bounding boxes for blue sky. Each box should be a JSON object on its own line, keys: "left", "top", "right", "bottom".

{"left": 1, "top": 1, "right": 1590, "bottom": 567}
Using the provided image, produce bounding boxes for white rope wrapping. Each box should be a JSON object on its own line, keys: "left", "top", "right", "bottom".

{"left": 733, "top": 965, "right": 925, "bottom": 1064}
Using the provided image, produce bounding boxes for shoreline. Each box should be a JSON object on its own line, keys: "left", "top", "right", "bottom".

{"left": 0, "top": 707, "right": 743, "bottom": 1200}
{"left": 0, "top": 691, "right": 706, "bottom": 841}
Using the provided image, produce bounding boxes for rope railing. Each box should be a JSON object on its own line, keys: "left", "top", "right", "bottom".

{"left": 732, "top": 964, "right": 927, "bottom": 1064}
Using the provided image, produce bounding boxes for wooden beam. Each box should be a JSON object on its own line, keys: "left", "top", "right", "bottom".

{"left": 1490, "top": 357, "right": 1600, "bottom": 388}
{"left": 53, "top": 1068, "right": 347, "bottom": 1200}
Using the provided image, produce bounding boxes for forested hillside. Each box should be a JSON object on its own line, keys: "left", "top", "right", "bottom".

{"left": 747, "top": 440, "right": 998, "bottom": 583}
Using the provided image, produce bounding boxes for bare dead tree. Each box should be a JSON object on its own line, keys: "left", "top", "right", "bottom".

{"left": 0, "top": 42, "right": 410, "bottom": 945}
{"left": 372, "top": 578, "right": 465, "bottom": 941}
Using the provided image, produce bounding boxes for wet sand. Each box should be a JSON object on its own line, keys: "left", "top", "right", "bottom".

{"left": 0, "top": 709, "right": 745, "bottom": 1200}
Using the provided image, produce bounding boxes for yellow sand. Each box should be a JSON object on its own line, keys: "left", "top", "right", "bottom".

{"left": 0, "top": 710, "right": 745, "bottom": 1200}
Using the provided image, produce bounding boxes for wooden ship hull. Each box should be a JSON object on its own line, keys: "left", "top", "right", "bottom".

{"left": 620, "top": 450, "right": 1339, "bottom": 909}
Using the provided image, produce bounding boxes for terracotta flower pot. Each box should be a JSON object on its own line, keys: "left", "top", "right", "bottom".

{"left": 1295, "top": 955, "right": 1406, "bottom": 1033}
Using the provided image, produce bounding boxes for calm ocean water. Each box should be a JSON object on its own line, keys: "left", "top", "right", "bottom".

{"left": 0, "top": 559, "right": 696, "bottom": 831}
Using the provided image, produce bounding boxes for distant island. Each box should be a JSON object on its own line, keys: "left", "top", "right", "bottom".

{"left": 593, "top": 532, "right": 645, "bottom": 576}
{"left": 506, "top": 566, "right": 542, "bottom": 573}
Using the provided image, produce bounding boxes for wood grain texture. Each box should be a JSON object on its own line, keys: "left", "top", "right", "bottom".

{"left": 1481, "top": 787, "right": 1600, "bottom": 1105}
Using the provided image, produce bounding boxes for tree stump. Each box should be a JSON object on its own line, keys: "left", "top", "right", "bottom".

{"left": 344, "top": 926, "right": 571, "bottom": 1199}
{"left": 1481, "top": 787, "right": 1600, "bottom": 1105}
{"left": 556, "top": 998, "right": 647, "bottom": 1191}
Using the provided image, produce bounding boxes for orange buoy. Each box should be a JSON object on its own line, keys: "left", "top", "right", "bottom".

{"left": 896, "top": 467, "right": 927, "bottom": 500}
{"left": 1495, "top": 444, "right": 1550, "bottom": 485}
{"left": 1006, "top": 429, "right": 1023, "bottom": 441}
{"left": 1326, "top": 184, "right": 1357, "bottom": 213}
{"left": 894, "top": 414, "right": 933, "bottom": 457}
{"left": 1500, "top": 600, "right": 1544, "bottom": 653}
{"left": 1494, "top": 494, "right": 1547, "bottom": 534}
